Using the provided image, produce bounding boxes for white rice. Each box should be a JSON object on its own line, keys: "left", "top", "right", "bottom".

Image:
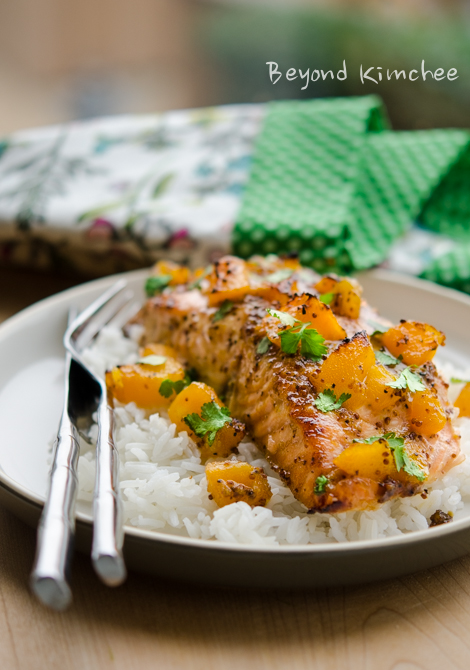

{"left": 77, "top": 325, "right": 470, "bottom": 546}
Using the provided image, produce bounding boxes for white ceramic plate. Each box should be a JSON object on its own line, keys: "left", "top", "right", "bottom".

{"left": 1, "top": 268, "right": 470, "bottom": 588}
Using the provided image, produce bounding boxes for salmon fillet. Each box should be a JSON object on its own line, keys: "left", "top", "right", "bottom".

{"left": 134, "top": 257, "right": 460, "bottom": 512}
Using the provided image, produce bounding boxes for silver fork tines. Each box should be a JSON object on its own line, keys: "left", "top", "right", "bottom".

{"left": 64, "top": 280, "right": 135, "bottom": 587}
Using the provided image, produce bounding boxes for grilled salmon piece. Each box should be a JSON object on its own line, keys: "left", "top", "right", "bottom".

{"left": 134, "top": 256, "right": 460, "bottom": 512}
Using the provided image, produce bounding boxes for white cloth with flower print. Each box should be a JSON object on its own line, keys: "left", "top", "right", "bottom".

{"left": 0, "top": 105, "right": 264, "bottom": 275}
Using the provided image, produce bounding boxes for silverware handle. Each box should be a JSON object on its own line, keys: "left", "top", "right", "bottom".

{"left": 91, "top": 396, "right": 126, "bottom": 586}
{"left": 30, "top": 411, "right": 79, "bottom": 611}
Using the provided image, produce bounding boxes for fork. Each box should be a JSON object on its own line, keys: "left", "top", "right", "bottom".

{"left": 64, "top": 280, "right": 136, "bottom": 587}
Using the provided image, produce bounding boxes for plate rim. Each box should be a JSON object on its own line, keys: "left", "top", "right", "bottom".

{"left": 1, "top": 267, "right": 470, "bottom": 556}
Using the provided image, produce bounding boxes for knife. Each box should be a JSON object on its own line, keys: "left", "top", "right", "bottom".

{"left": 30, "top": 307, "right": 80, "bottom": 610}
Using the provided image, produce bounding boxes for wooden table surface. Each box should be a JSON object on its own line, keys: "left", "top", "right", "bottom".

{"left": 1, "top": 266, "right": 470, "bottom": 670}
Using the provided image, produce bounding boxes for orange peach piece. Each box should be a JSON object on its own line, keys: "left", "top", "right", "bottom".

{"left": 168, "top": 382, "right": 245, "bottom": 461}
{"left": 314, "top": 332, "right": 375, "bottom": 397}
{"left": 151, "top": 260, "right": 190, "bottom": 286}
{"left": 455, "top": 382, "right": 470, "bottom": 418}
{"left": 408, "top": 390, "right": 447, "bottom": 436}
{"left": 348, "top": 364, "right": 400, "bottom": 413}
{"left": 382, "top": 321, "right": 445, "bottom": 366}
{"left": 198, "top": 419, "right": 246, "bottom": 462}
{"left": 284, "top": 294, "right": 347, "bottom": 340}
{"left": 334, "top": 440, "right": 397, "bottom": 481}
{"left": 314, "top": 275, "right": 341, "bottom": 294}
{"left": 315, "top": 276, "right": 362, "bottom": 319}
{"left": 204, "top": 256, "right": 252, "bottom": 306}
{"left": 330, "top": 280, "right": 362, "bottom": 320}
{"left": 168, "top": 382, "right": 222, "bottom": 435}
{"left": 206, "top": 461, "right": 272, "bottom": 508}
{"left": 252, "top": 285, "right": 292, "bottom": 306}
{"left": 105, "top": 356, "right": 185, "bottom": 410}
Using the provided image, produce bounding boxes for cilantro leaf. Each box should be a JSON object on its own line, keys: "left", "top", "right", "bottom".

{"left": 267, "top": 308, "right": 327, "bottom": 360}
{"left": 382, "top": 432, "right": 406, "bottom": 450}
{"left": 314, "top": 475, "right": 329, "bottom": 494}
{"left": 388, "top": 367, "right": 426, "bottom": 393}
{"left": 256, "top": 336, "right": 271, "bottom": 355}
{"left": 368, "top": 320, "right": 389, "bottom": 337}
{"left": 451, "top": 377, "right": 470, "bottom": 384}
{"left": 213, "top": 300, "right": 234, "bottom": 323}
{"left": 265, "top": 268, "right": 293, "bottom": 283}
{"left": 375, "top": 350, "right": 401, "bottom": 366}
{"left": 300, "top": 328, "right": 328, "bottom": 360}
{"left": 400, "top": 450, "right": 426, "bottom": 481}
{"left": 315, "top": 388, "right": 351, "bottom": 413}
{"left": 184, "top": 402, "right": 232, "bottom": 446}
{"left": 279, "top": 325, "right": 303, "bottom": 354}
{"left": 266, "top": 308, "right": 298, "bottom": 327}
{"left": 145, "top": 275, "right": 172, "bottom": 297}
{"left": 159, "top": 375, "right": 191, "bottom": 398}
{"left": 353, "top": 435, "right": 383, "bottom": 444}
{"left": 136, "top": 355, "right": 167, "bottom": 366}
{"left": 353, "top": 432, "right": 426, "bottom": 481}
{"left": 319, "top": 292, "right": 334, "bottom": 305}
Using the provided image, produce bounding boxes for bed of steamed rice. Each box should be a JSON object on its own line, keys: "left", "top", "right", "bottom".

{"left": 76, "top": 325, "right": 470, "bottom": 546}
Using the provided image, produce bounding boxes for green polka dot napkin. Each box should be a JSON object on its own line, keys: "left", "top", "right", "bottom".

{"left": 233, "top": 95, "right": 470, "bottom": 278}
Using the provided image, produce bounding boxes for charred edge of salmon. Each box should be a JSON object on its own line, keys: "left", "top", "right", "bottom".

{"left": 310, "top": 477, "right": 420, "bottom": 514}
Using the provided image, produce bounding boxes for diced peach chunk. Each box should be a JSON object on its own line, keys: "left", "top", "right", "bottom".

{"left": 314, "top": 275, "right": 340, "bottom": 295}
{"left": 334, "top": 440, "right": 397, "bottom": 481}
{"left": 168, "top": 381, "right": 221, "bottom": 434}
{"left": 348, "top": 364, "right": 399, "bottom": 412}
{"left": 408, "top": 390, "right": 447, "bottom": 436}
{"left": 204, "top": 256, "right": 252, "bottom": 306}
{"left": 283, "top": 294, "right": 346, "bottom": 340}
{"left": 313, "top": 332, "right": 375, "bottom": 398}
{"left": 330, "top": 280, "right": 362, "bottom": 320}
{"left": 315, "top": 276, "right": 362, "bottom": 319}
{"left": 106, "top": 356, "right": 185, "bottom": 409}
{"left": 382, "top": 321, "right": 445, "bottom": 366}
{"left": 151, "top": 260, "right": 190, "bottom": 286}
{"left": 455, "top": 382, "right": 470, "bottom": 418}
{"left": 206, "top": 461, "right": 272, "bottom": 508}
{"left": 168, "top": 382, "right": 245, "bottom": 461}
{"left": 252, "top": 285, "right": 292, "bottom": 306}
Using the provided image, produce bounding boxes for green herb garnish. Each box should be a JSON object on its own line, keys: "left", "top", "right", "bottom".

{"left": 314, "top": 475, "right": 329, "bottom": 494}
{"left": 159, "top": 374, "right": 191, "bottom": 398}
{"left": 265, "top": 268, "right": 293, "bottom": 283}
{"left": 266, "top": 309, "right": 328, "bottom": 361}
{"left": 375, "top": 350, "right": 401, "bottom": 366}
{"left": 451, "top": 377, "right": 470, "bottom": 384}
{"left": 145, "top": 275, "right": 172, "bottom": 297}
{"left": 136, "top": 355, "right": 167, "bottom": 366}
{"left": 388, "top": 367, "right": 426, "bottom": 393}
{"left": 266, "top": 308, "right": 297, "bottom": 326}
{"left": 319, "top": 292, "right": 334, "bottom": 305}
{"left": 213, "top": 300, "right": 234, "bottom": 323}
{"left": 184, "top": 402, "right": 232, "bottom": 446}
{"left": 281, "top": 324, "right": 328, "bottom": 360}
{"left": 353, "top": 432, "right": 426, "bottom": 481}
{"left": 315, "top": 388, "right": 351, "bottom": 413}
{"left": 368, "top": 321, "right": 388, "bottom": 337}
{"left": 256, "top": 336, "right": 271, "bottom": 355}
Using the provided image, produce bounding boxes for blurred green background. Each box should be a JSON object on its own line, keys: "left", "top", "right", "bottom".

{"left": 0, "top": 0, "right": 468, "bottom": 133}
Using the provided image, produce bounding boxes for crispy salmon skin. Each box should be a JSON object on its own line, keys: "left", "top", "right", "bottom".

{"left": 132, "top": 255, "right": 460, "bottom": 513}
